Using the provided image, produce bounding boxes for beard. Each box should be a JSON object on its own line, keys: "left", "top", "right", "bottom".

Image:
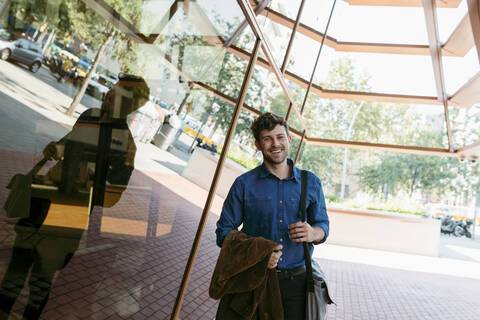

{"left": 262, "top": 149, "right": 288, "bottom": 165}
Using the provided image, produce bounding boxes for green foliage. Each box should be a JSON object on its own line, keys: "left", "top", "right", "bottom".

{"left": 215, "top": 145, "right": 260, "bottom": 170}
{"left": 227, "top": 147, "right": 260, "bottom": 170}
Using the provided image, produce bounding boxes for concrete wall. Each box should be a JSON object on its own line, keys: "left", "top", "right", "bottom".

{"left": 326, "top": 207, "right": 441, "bottom": 256}
{"left": 182, "top": 147, "right": 247, "bottom": 199}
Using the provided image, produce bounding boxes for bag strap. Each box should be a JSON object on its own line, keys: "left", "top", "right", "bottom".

{"left": 301, "top": 170, "right": 315, "bottom": 293}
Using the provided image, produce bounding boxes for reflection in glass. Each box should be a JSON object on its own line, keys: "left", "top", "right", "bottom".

{"left": 1, "top": 75, "right": 149, "bottom": 319}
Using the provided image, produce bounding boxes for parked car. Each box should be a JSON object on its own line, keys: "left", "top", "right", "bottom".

{"left": 0, "top": 38, "right": 43, "bottom": 73}
{"left": 86, "top": 73, "right": 117, "bottom": 100}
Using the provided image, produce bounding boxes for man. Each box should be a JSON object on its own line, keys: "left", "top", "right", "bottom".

{"left": 216, "top": 112, "right": 329, "bottom": 320}
{"left": 0, "top": 75, "right": 149, "bottom": 320}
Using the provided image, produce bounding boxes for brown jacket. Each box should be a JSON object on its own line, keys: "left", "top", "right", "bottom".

{"left": 209, "top": 230, "right": 284, "bottom": 320}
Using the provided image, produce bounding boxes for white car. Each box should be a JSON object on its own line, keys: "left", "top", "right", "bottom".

{"left": 86, "top": 73, "right": 117, "bottom": 100}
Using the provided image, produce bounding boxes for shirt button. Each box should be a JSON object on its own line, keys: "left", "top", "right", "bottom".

{"left": 279, "top": 200, "right": 283, "bottom": 204}
{"left": 279, "top": 219, "right": 283, "bottom": 223}
{"left": 280, "top": 238, "right": 283, "bottom": 242}
{"left": 280, "top": 258, "right": 283, "bottom": 261}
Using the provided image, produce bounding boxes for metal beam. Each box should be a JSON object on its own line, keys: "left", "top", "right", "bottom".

{"left": 224, "top": 0, "right": 271, "bottom": 48}
{"left": 281, "top": 0, "right": 306, "bottom": 73}
{"left": 295, "top": 130, "right": 306, "bottom": 163}
{"left": 300, "top": 0, "right": 337, "bottom": 114}
{"left": 170, "top": 37, "right": 263, "bottom": 320}
{"left": 345, "top": 0, "right": 462, "bottom": 7}
{"left": 236, "top": 0, "right": 309, "bottom": 134}
{"left": 423, "top": 0, "right": 454, "bottom": 151}
{"left": 307, "top": 136, "right": 454, "bottom": 157}
{"left": 467, "top": 0, "right": 480, "bottom": 64}
{"left": 455, "top": 140, "right": 480, "bottom": 160}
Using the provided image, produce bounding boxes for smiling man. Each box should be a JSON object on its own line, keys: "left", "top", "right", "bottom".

{"left": 216, "top": 112, "right": 330, "bottom": 320}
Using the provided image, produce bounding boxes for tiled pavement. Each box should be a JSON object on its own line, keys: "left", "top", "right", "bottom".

{"left": 1, "top": 149, "right": 480, "bottom": 320}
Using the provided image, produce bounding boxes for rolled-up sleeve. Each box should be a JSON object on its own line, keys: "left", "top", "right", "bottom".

{"left": 307, "top": 174, "right": 329, "bottom": 244}
{"left": 215, "top": 178, "right": 244, "bottom": 247}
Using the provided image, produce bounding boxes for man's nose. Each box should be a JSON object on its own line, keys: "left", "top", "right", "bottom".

{"left": 272, "top": 138, "right": 281, "bottom": 146}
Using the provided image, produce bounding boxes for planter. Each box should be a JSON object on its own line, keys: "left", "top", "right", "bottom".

{"left": 182, "top": 148, "right": 248, "bottom": 199}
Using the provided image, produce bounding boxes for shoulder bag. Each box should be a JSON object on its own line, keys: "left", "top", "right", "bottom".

{"left": 300, "top": 170, "right": 334, "bottom": 320}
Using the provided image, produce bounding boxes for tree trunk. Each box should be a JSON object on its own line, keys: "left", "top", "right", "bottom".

{"left": 176, "top": 90, "right": 191, "bottom": 115}
{"left": 66, "top": 31, "right": 114, "bottom": 117}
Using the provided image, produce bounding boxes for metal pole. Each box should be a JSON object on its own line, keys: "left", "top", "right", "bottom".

{"left": 169, "top": 37, "right": 262, "bottom": 320}
{"left": 224, "top": 0, "right": 271, "bottom": 48}
{"left": 300, "top": 0, "right": 337, "bottom": 114}
{"left": 281, "top": 0, "right": 306, "bottom": 73}
{"left": 294, "top": 130, "right": 306, "bottom": 164}
{"left": 285, "top": 102, "right": 293, "bottom": 121}
{"left": 340, "top": 102, "right": 364, "bottom": 199}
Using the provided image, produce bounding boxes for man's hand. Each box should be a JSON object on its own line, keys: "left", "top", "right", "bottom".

{"left": 268, "top": 244, "right": 283, "bottom": 269}
{"left": 288, "top": 221, "right": 324, "bottom": 243}
{"left": 42, "top": 142, "right": 58, "bottom": 160}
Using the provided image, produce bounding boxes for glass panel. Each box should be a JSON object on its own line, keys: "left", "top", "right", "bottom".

{"left": 0, "top": 0, "right": 249, "bottom": 318}
{"left": 450, "top": 104, "right": 480, "bottom": 148}
{"left": 270, "top": 0, "right": 302, "bottom": 20}
{"left": 301, "top": 1, "right": 429, "bottom": 45}
{"left": 196, "top": 0, "right": 246, "bottom": 39}
{"left": 437, "top": 0, "right": 468, "bottom": 43}
{"left": 298, "top": 145, "right": 479, "bottom": 213}
{"left": 314, "top": 52, "right": 437, "bottom": 96}
{"left": 244, "top": 65, "right": 289, "bottom": 116}
{"left": 256, "top": 14, "right": 293, "bottom": 69}
{"left": 443, "top": 47, "right": 480, "bottom": 95}
{"left": 299, "top": 93, "right": 447, "bottom": 148}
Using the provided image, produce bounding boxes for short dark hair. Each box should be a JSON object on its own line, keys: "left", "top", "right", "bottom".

{"left": 250, "top": 112, "right": 289, "bottom": 142}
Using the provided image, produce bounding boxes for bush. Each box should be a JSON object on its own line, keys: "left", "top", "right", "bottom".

{"left": 216, "top": 145, "right": 260, "bottom": 170}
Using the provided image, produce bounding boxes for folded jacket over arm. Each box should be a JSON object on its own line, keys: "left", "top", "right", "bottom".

{"left": 209, "top": 230, "right": 284, "bottom": 320}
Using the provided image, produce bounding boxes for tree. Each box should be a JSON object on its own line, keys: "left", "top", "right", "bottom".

{"left": 66, "top": 0, "right": 146, "bottom": 116}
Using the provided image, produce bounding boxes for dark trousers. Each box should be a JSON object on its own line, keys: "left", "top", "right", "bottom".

{"left": 278, "top": 269, "right": 307, "bottom": 320}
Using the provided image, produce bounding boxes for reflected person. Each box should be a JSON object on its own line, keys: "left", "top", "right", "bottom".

{"left": 0, "top": 75, "right": 150, "bottom": 320}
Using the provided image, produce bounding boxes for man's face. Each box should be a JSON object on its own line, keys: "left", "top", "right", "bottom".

{"left": 255, "top": 124, "right": 291, "bottom": 165}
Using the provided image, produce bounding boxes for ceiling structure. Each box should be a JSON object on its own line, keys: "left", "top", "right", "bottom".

{"left": 82, "top": 0, "right": 480, "bottom": 160}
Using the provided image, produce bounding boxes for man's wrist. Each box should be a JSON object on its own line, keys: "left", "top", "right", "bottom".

{"left": 312, "top": 226, "right": 325, "bottom": 243}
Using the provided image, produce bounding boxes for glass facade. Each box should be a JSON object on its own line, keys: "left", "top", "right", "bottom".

{"left": 0, "top": 0, "right": 479, "bottom": 319}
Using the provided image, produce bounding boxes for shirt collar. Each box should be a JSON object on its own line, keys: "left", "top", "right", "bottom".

{"left": 258, "top": 158, "right": 300, "bottom": 182}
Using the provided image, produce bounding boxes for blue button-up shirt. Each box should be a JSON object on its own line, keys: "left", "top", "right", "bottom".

{"left": 216, "top": 158, "right": 329, "bottom": 269}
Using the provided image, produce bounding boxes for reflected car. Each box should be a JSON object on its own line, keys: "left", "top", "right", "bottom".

{"left": 0, "top": 38, "right": 43, "bottom": 73}
{"left": 86, "top": 73, "right": 117, "bottom": 100}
